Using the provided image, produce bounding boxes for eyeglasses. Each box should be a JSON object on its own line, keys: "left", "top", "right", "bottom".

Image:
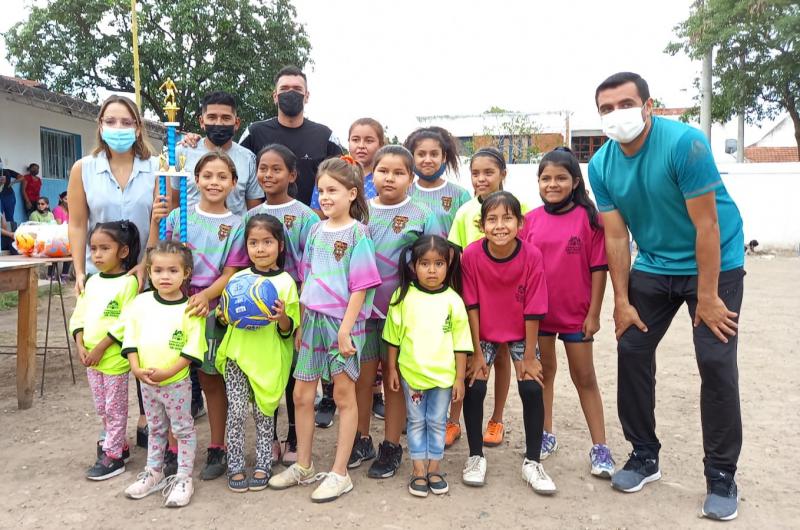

{"left": 101, "top": 117, "right": 137, "bottom": 128}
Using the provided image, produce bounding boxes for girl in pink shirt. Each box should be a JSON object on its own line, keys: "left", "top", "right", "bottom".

{"left": 521, "top": 147, "right": 615, "bottom": 478}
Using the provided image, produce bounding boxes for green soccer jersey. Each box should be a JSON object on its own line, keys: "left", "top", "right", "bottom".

{"left": 448, "top": 195, "right": 530, "bottom": 249}
{"left": 215, "top": 268, "right": 300, "bottom": 416}
{"left": 382, "top": 283, "right": 473, "bottom": 390}
{"left": 120, "top": 291, "right": 206, "bottom": 386}
{"left": 70, "top": 272, "right": 139, "bottom": 375}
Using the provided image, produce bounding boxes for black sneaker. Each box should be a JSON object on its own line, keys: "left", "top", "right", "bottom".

{"left": 136, "top": 425, "right": 148, "bottom": 449}
{"left": 86, "top": 454, "right": 125, "bottom": 481}
{"left": 611, "top": 450, "right": 661, "bottom": 493}
{"left": 315, "top": 397, "right": 336, "bottom": 428}
{"left": 97, "top": 441, "right": 130, "bottom": 462}
{"left": 367, "top": 441, "right": 402, "bottom": 479}
{"left": 200, "top": 447, "right": 227, "bottom": 480}
{"left": 372, "top": 393, "right": 385, "bottom": 420}
{"left": 702, "top": 470, "right": 739, "bottom": 521}
{"left": 191, "top": 402, "right": 207, "bottom": 420}
{"left": 348, "top": 433, "right": 377, "bottom": 469}
{"left": 164, "top": 449, "right": 178, "bottom": 478}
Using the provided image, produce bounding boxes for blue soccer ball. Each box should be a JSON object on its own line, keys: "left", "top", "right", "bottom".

{"left": 220, "top": 273, "right": 279, "bottom": 329}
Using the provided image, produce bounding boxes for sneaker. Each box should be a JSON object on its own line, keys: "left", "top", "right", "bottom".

{"left": 348, "top": 433, "right": 376, "bottom": 469}
{"left": 136, "top": 425, "right": 148, "bottom": 449}
{"left": 483, "top": 420, "right": 505, "bottom": 447}
{"left": 540, "top": 431, "right": 558, "bottom": 460}
{"left": 163, "top": 473, "right": 194, "bottom": 508}
{"left": 191, "top": 402, "right": 206, "bottom": 420}
{"left": 372, "top": 393, "right": 385, "bottom": 420}
{"left": 590, "top": 444, "right": 615, "bottom": 479}
{"left": 281, "top": 439, "right": 298, "bottom": 466}
{"left": 315, "top": 397, "right": 336, "bottom": 428}
{"left": 311, "top": 472, "right": 353, "bottom": 503}
{"left": 462, "top": 455, "right": 487, "bottom": 487}
{"left": 702, "top": 470, "right": 739, "bottom": 521}
{"left": 124, "top": 467, "right": 166, "bottom": 499}
{"left": 445, "top": 421, "right": 461, "bottom": 448}
{"left": 86, "top": 454, "right": 125, "bottom": 481}
{"left": 268, "top": 462, "right": 317, "bottom": 490}
{"left": 522, "top": 458, "right": 557, "bottom": 495}
{"left": 163, "top": 449, "right": 178, "bottom": 478}
{"left": 200, "top": 447, "right": 227, "bottom": 481}
{"left": 611, "top": 450, "right": 661, "bottom": 493}
{"left": 272, "top": 439, "right": 282, "bottom": 464}
{"left": 367, "top": 441, "right": 402, "bottom": 479}
{"left": 96, "top": 440, "right": 131, "bottom": 462}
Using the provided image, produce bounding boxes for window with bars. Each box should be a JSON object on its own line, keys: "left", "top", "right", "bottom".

{"left": 40, "top": 127, "right": 82, "bottom": 180}
{"left": 571, "top": 135, "right": 607, "bottom": 163}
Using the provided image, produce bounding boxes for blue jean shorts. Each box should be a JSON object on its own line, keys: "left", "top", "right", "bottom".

{"left": 539, "top": 330, "right": 593, "bottom": 343}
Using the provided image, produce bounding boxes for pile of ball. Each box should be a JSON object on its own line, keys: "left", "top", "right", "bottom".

{"left": 220, "top": 273, "right": 279, "bottom": 329}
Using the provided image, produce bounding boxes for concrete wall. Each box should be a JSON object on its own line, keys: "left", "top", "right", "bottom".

{"left": 488, "top": 162, "right": 800, "bottom": 252}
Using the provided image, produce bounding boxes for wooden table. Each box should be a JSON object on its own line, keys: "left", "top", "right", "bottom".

{"left": 0, "top": 255, "right": 72, "bottom": 409}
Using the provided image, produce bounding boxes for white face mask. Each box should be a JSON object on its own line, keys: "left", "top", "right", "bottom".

{"left": 601, "top": 106, "right": 647, "bottom": 144}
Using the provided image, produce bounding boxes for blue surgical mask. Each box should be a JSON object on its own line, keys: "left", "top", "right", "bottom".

{"left": 414, "top": 162, "right": 447, "bottom": 182}
{"left": 101, "top": 127, "right": 137, "bottom": 153}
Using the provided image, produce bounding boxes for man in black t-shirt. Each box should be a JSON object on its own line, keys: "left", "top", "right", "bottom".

{"left": 239, "top": 66, "right": 342, "bottom": 206}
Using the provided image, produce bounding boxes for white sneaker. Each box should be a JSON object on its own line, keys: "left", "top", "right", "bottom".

{"left": 310, "top": 471, "right": 353, "bottom": 503}
{"left": 522, "top": 458, "right": 557, "bottom": 495}
{"left": 268, "top": 462, "right": 317, "bottom": 490}
{"left": 462, "top": 455, "right": 487, "bottom": 486}
{"left": 163, "top": 473, "right": 194, "bottom": 508}
{"left": 124, "top": 467, "right": 165, "bottom": 499}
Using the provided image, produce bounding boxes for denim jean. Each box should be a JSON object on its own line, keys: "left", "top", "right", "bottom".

{"left": 401, "top": 378, "right": 451, "bottom": 461}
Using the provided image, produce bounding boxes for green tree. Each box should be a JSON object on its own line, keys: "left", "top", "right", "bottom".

{"left": 479, "top": 107, "right": 541, "bottom": 163}
{"left": 666, "top": 0, "right": 800, "bottom": 156}
{"left": 4, "top": 0, "right": 311, "bottom": 132}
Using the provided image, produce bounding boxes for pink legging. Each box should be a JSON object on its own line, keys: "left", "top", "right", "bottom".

{"left": 86, "top": 369, "right": 129, "bottom": 459}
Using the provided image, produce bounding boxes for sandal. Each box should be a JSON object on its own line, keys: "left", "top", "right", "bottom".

{"left": 249, "top": 469, "right": 270, "bottom": 491}
{"left": 408, "top": 475, "right": 429, "bottom": 498}
{"left": 228, "top": 472, "right": 249, "bottom": 493}
{"left": 427, "top": 472, "right": 449, "bottom": 495}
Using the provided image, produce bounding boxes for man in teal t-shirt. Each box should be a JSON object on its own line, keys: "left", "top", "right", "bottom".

{"left": 588, "top": 72, "right": 744, "bottom": 521}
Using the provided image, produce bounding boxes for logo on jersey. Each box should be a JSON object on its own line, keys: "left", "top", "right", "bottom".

{"left": 442, "top": 315, "right": 452, "bottom": 333}
{"left": 103, "top": 300, "right": 120, "bottom": 318}
{"left": 392, "top": 215, "right": 409, "bottom": 234}
{"left": 333, "top": 241, "right": 348, "bottom": 261}
{"left": 515, "top": 285, "right": 526, "bottom": 303}
{"left": 218, "top": 223, "right": 232, "bottom": 241}
{"left": 284, "top": 214, "right": 296, "bottom": 229}
{"left": 566, "top": 236, "right": 582, "bottom": 255}
{"left": 168, "top": 330, "right": 186, "bottom": 351}
{"left": 441, "top": 196, "right": 453, "bottom": 211}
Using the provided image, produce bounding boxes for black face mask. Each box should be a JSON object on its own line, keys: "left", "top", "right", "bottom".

{"left": 277, "top": 90, "right": 305, "bottom": 117}
{"left": 542, "top": 189, "right": 575, "bottom": 214}
{"left": 205, "top": 124, "right": 236, "bottom": 147}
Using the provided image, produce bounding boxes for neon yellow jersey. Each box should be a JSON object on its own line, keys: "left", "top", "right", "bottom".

{"left": 215, "top": 269, "right": 300, "bottom": 416}
{"left": 447, "top": 195, "right": 530, "bottom": 249}
{"left": 70, "top": 272, "right": 139, "bottom": 375}
{"left": 120, "top": 291, "right": 206, "bottom": 386}
{"left": 382, "top": 283, "right": 473, "bottom": 390}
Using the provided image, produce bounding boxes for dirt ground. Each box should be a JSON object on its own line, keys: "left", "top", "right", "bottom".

{"left": 1, "top": 255, "right": 798, "bottom": 529}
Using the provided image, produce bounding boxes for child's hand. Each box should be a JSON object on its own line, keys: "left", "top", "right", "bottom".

{"left": 267, "top": 299, "right": 286, "bottom": 322}
{"left": 466, "top": 354, "right": 489, "bottom": 387}
{"left": 452, "top": 379, "right": 465, "bottom": 403}
{"left": 387, "top": 366, "right": 400, "bottom": 393}
{"left": 186, "top": 292, "right": 210, "bottom": 317}
{"left": 520, "top": 356, "right": 544, "bottom": 385}
{"left": 215, "top": 306, "right": 229, "bottom": 326}
{"left": 582, "top": 313, "right": 600, "bottom": 340}
{"left": 337, "top": 328, "right": 356, "bottom": 358}
{"left": 85, "top": 345, "right": 104, "bottom": 366}
{"left": 294, "top": 325, "right": 302, "bottom": 351}
{"left": 133, "top": 366, "right": 157, "bottom": 386}
{"left": 151, "top": 195, "right": 170, "bottom": 223}
{"left": 148, "top": 368, "right": 170, "bottom": 383}
{"left": 77, "top": 343, "right": 90, "bottom": 366}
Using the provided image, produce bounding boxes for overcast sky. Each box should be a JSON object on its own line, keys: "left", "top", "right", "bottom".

{"left": 1, "top": 0, "right": 701, "bottom": 141}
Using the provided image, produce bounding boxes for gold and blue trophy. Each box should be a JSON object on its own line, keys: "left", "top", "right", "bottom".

{"left": 156, "top": 78, "right": 190, "bottom": 242}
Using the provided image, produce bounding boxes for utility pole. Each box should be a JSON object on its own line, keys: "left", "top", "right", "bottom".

{"left": 700, "top": 48, "right": 712, "bottom": 141}
{"left": 737, "top": 51, "right": 745, "bottom": 162}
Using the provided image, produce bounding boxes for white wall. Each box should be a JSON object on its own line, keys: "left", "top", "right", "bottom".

{"left": 481, "top": 162, "right": 800, "bottom": 252}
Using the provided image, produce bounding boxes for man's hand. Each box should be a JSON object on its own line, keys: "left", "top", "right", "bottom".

{"left": 180, "top": 133, "right": 201, "bottom": 148}
{"left": 695, "top": 294, "right": 738, "bottom": 343}
{"left": 613, "top": 301, "right": 648, "bottom": 339}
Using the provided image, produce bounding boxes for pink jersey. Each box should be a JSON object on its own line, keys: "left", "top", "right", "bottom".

{"left": 461, "top": 238, "right": 548, "bottom": 343}
{"left": 521, "top": 205, "right": 607, "bottom": 333}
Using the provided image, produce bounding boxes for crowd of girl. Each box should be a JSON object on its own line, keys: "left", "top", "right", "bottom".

{"left": 69, "top": 103, "right": 615, "bottom": 508}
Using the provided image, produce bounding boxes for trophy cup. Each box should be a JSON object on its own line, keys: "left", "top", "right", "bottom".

{"left": 156, "top": 78, "right": 191, "bottom": 242}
